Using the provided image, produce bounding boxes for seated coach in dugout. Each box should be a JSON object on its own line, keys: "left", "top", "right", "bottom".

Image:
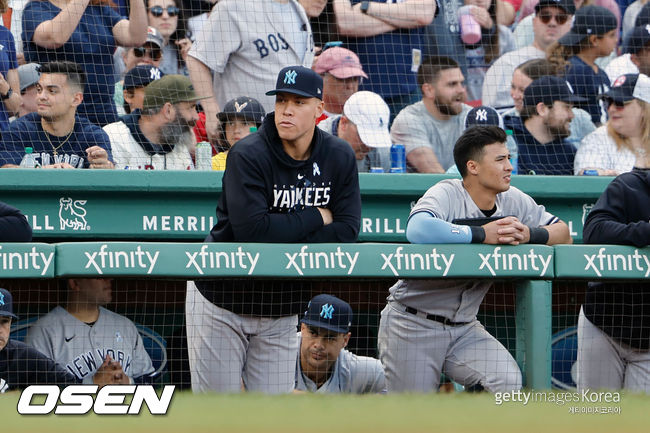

{"left": 186, "top": 66, "right": 361, "bottom": 393}
{"left": 295, "top": 294, "right": 386, "bottom": 394}
{"left": 378, "top": 125, "right": 572, "bottom": 393}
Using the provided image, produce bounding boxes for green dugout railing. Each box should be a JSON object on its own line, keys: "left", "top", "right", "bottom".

{"left": 0, "top": 170, "right": 613, "bottom": 243}
{"left": 2, "top": 242, "right": 647, "bottom": 390}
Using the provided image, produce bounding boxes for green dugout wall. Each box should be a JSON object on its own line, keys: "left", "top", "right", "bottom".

{"left": 1, "top": 241, "right": 647, "bottom": 390}
{"left": 0, "top": 171, "right": 612, "bottom": 243}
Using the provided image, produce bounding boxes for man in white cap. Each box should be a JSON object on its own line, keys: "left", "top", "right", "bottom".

{"left": 318, "top": 90, "right": 392, "bottom": 172}
{"left": 313, "top": 46, "right": 368, "bottom": 123}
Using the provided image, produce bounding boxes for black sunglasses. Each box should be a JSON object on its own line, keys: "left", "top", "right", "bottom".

{"left": 603, "top": 98, "right": 634, "bottom": 109}
{"left": 133, "top": 46, "right": 162, "bottom": 60}
{"left": 149, "top": 5, "right": 179, "bottom": 17}
{"left": 537, "top": 10, "right": 569, "bottom": 25}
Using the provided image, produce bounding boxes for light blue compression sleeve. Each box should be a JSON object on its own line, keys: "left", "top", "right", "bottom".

{"left": 406, "top": 211, "right": 473, "bottom": 244}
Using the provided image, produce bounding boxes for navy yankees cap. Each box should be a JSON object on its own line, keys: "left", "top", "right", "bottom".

{"left": 301, "top": 294, "right": 352, "bottom": 334}
{"left": 217, "top": 96, "right": 266, "bottom": 124}
{"left": 523, "top": 75, "right": 587, "bottom": 107}
{"left": 0, "top": 288, "right": 19, "bottom": 320}
{"left": 124, "top": 65, "right": 164, "bottom": 90}
{"left": 266, "top": 66, "right": 323, "bottom": 100}
{"left": 599, "top": 73, "right": 650, "bottom": 104}
{"left": 625, "top": 25, "right": 650, "bottom": 54}
{"left": 464, "top": 106, "right": 504, "bottom": 130}
{"left": 559, "top": 5, "right": 618, "bottom": 46}
{"left": 535, "top": 0, "right": 575, "bottom": 16}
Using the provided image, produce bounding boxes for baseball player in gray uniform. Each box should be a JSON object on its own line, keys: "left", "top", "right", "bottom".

{"left": 378, "top": 125, "right": 572, "bottom": 393}
{"left": 295, "top": 294, "right": 387, "bottom": 394}
{"left": 25, "top": 279, "right": 154, "bottom": 384}
{"left": 187, "top": 0, "right": 325, "bottom": 141}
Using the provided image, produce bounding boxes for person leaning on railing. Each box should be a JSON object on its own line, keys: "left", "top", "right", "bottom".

{"left": 579, "top": 162, "right": 650, "bottom": 392}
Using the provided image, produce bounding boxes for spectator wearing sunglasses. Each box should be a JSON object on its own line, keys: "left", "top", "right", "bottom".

{"left": 113, "top": 27, "right": 164, "bottom": 115}
{"left": 514, "top": 0, "right": 621, "bottom": 50}
{"left": 22, "top": 0, "right": 148, "bottom": 127}
{"left": 575, "top": 73, "right": 650, "bottom": 175}
{"left": 482, "top": 0, "right": 574, "bottom": 109}
{"left": 114, "top": 26, "right": 164, "bottom": 82}
{"left": 146, "top": 0, "right": 191, "bottom": 76}
{"left": 547, "top": 5, "right": 619, "bottom": 126}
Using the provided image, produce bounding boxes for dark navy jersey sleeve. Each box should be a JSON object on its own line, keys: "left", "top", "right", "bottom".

{"left": 583, "top": 171, "right": 650, "bottom": 247}
{"left": 0, "top": 201, "right": 32, "bottom": 242}
{"left": 1, "top": 340, "right": 78, "bottom": 392}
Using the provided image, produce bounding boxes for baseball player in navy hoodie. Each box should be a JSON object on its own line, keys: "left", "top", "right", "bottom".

{"left": 186, "top": 65, "right": 361, "bottom": 393}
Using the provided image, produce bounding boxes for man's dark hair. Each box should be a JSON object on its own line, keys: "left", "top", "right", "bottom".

{"left": 453, "top": 126, "right": 507, "bottom": 177}
{"left": 519, "top": 102, "right": 550, "bottom": 122}
{"left": 38, "top": 61, "right": 86, "bottom": 92}
{"left": 417, "top": 56, "right": 460, "bottom": 87}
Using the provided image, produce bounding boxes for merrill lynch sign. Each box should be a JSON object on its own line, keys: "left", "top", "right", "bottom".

{"left": 55, "top": 243, "right": 555, "bottom": 279}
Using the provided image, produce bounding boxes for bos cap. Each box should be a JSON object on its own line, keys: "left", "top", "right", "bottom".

{"left": 266, "top": 66, "right": 323, "bottom": 100}
{"left": 217, "top": 96, "right": 266, "bottom": 124}
{"left": 18, "top": 63, "right": 40, "bottom": 92}
{"left": 464, "top": 105, "right": 505, "bottom": 130}
{"left": 301, "top": 294, "right": 352, "bottom": 334}
{"left": 124, "top": 65, "right": 164, "bottom": 90}
{"left": 559, "top": 5, "right": 618, "bottom": 46}
{"left": 143, "top": 75, "right": 208, "bottom": 110}
{"left": 523, "top": 75, "right": 587, "bottom": 107}
{"left": 599, "top": 73, "right": 650, "bottom": 104}
{"left": 343, "top": 91, "right": 391, "bottom": 148}
{"left": 313, "top": 47, "right": 368, "bottom": 79}
{"left": 535, "top": 0, "right": 575, "bottom": 15}
{"left": 0, "top": 288, "right": 19, "bottom": 320}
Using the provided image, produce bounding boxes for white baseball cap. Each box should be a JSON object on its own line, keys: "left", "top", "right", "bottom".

{"left": 343, "top": 91, "right": 391, "bottom": 148}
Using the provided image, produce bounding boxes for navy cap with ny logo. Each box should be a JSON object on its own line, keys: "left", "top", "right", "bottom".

{"left": 266, "top": 66, "right": 323, "bottom": 100}
{"left": 301, "top": 294, "right": 352, "bottom": 333}
{"left": 0, "top": 288, "right": 19, "bottom": 320}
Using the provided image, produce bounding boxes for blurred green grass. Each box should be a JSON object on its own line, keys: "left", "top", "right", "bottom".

{"left": 0, "top": 390, "right": 647, "bottom": 433}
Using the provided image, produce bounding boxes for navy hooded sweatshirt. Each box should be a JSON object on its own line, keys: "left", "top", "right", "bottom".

{"left": 196, "top": 112, "right": 361, "bottom": 317}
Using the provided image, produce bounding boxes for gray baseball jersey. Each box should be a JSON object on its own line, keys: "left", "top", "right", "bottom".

{"left": 25, "top": 306, "right": 154, "bottom": 383}
{"left": 390, "top": 102, "right": 472, "bottom": 171}
{"left": 294, "top": 334, "right": 387, "bottom": 394}
{"left": 389, "top": 178, "right": 558, "bottom": 319}
{"left": 188, "top": 0, "right": 315, "bottom": 113}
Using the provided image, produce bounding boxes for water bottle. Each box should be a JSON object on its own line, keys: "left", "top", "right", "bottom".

{"left": 195, "top": 141, "right": 212, "bottom": 171}
{"left": 19, "top": 147, "right": 38, "bottom": 168}
{"left": 390, "top": 143, "right": 406, "bottom": 173}
{"left": 582, "top": 170, "right": 599, "bottom": 176}
{"left": 505, "top": 130, "right": 518, "bottom": 175}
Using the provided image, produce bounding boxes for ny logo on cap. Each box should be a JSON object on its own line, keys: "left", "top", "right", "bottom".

{"left": 235, "top": 101, "right": 249, "bottom": 113}
{"left": 0, "top": 293, "right": 4, "bottom": 306}
{"left": 475, "top": 109, "right": 488, "bottom": 122}
{"left": 320, "top": 304, "right": 334, "bottom": 320}
{"left": 150, "top": 68, "right": 161, "bottom": 80}
{"left": 646, "top": 24, "right": 650, "bottom": 35}
{"left": 284, "top": 70, "right": 297, "bottom": 85}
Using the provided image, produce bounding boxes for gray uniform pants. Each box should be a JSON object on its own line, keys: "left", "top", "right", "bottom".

{"left": 377, "top": 301, "right": 521, "bottom": 392}
{"left": 186, "top": 281, "right": 298, "bottom": 393}
{"left": 577, "top": 307, "right": 650, "bottom": 392}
